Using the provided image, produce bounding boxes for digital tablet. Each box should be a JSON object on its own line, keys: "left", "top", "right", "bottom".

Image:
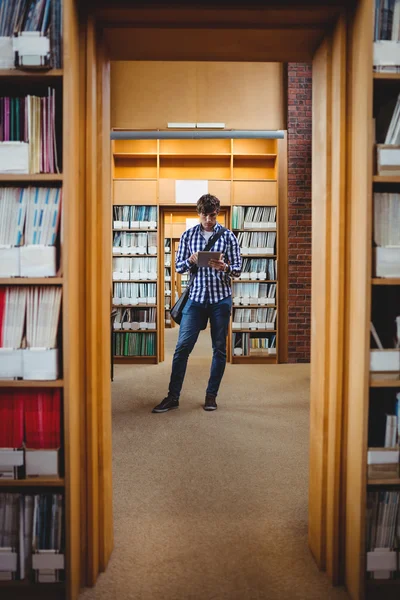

{"left": 197, "top": 251, "right": 222, "bottom": 268}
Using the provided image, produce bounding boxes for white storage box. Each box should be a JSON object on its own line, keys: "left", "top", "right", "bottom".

{"left": 147, "top": 297, "right": 156, "bottom": 305}
{"left": 232, "top": 323, "right": 241, "bottom": 330}
{"left": 13, "top": 32, "right": 50, "bottom": 67}
{"left": 370, "top": 349, "right": 400, "bottom": 373}
{"left": 20, "top": 245, "right": 56, "bottom": 277}
{"left": 367, "top": 550, "right": 397, "bottom": 572}
{"left": 0, "top": 37, "right": 14, "bottom": 69}
{"left": 377, "top": 145, "right": 400, "bottom": 176}
{"left": 0, "top": 247, "right": 20, "bottom": 277}
{"left": 0, "top": 450, "right": 23, "bottom": 469}
{"left": 375, "top": 247, "right": 400, "bottom": 278}
{"left": 0, "top": 349, "right": 23, "bottom": 379}
{"left": 23, "top": 348, "right": 59, "bottom": 380}
{"left": 26, "top": 448, "right": 60, "bottom": 478}
{"left": 0, "top": 549, "right": 17, "bottom": 575}
{"left": 32, "top": 551, "right": 65, "bottom": 570}
{"left": 374, "top": 41, "right": 400, "bottom": 69}
{"left": 0, "top": 142, "right": 29, "bottom": 174}
{"left": 268, "top": 348, "right": 277, "bottom": 355}
{"left": 368, "top": 448, "right": 399, "bottom": 479}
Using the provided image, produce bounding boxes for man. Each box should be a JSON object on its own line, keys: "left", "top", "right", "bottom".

{"left": 152, "top": 194, "right": 242, "bottom": 413}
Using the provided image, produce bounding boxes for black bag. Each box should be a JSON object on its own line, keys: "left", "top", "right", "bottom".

{"left": 170, "top": 228, "right": 227, "bottom": 325}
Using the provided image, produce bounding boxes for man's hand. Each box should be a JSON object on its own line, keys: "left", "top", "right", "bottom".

{"left": 189, "top": 252, "right": 198, "bottom": 265}
{"left": 209, "top": 254, "right": 226, "bottom": 271}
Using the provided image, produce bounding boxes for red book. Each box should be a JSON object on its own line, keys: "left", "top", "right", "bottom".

{"left": 0, "top": 391, "right": 24, "bottom": 448}
{"left": 24, "top": 389, "right": 61, "bottom": 449}
{"left": 0, "top": 288, "right": 6, "bottom": 347}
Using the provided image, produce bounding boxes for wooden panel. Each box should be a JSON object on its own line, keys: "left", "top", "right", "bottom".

{"left": 63, "top": 0, "right": 86, "bottom": 598}
{"left": 159, "top": 158, "right": 230, "bottom": 180}
{"left": 196, "top": 62, "right": 285, "bottom": 129}
{"left": 160, "top": 139, "right": 231, "bottom": 155}
{"left": 105, "top": 27, "right": 326, "bottom": 63}
{"left": 159, "top": 179, "right": 175, "bottom": 204}
{"left": 326, "top": 13, "right": 346, "bottom": 585}
{"left": 113, "top": 158, "right": 157, "bottom": 179}
{"left": 309, "top": 34, "right": 331, "bottom": 571}
{"left": 113, "top": 180, "right": 157, "bottom": 205}
{"left": 208, "top": 181, "right": 231, "bottom": 206}
{"left": 232, "top": 181, "right": 277, "bottom": 205}
{"left": 85, "top": 15, "right": 100, "bottom": 586}
{"left": 344, "top": 1, "right": 374, "bottom": 598}
{"left": 111, "top": 61, "right": 285, "bottom": 130}
{"left": 233, "top": 158, "right": 276, "bottom": 180}
{"left": 233, "top": 139, "right": 278, "bottom": 155}
{"left": 277, "top": 135, "right": 288, "bottom": 364}
{"left": 97, "top": 27, "right": 114, "bottom": 573}
{"left": 111, "top": 62, "right": 197, "bottom": 129}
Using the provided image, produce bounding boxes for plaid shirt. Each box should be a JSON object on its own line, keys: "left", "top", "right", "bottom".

{"left": 175, "top": 223, "right": 242, "bottom": 304}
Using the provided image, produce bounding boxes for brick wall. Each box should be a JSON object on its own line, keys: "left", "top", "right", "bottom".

{"left": 287, "top": 63, "right": 312, "bottom": 363}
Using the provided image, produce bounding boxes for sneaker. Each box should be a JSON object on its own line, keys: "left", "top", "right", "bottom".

{"left": 204, "top": 394, "right": 217, "bottom": 411}
{"left": 152, "top": 396, "right": 179, "bottom": 413}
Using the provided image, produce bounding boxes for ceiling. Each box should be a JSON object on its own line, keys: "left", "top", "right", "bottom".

{"left": 88, "top": 2, "right": 354, "bottom": 62}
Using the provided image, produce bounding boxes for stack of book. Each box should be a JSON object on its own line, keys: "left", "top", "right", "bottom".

{"left": 0, "top": 492, "right": 64, "bottom": 582}
{"left": 112, "top": 308, "right": 156, "bottom": 331}
{"left": 232, "top": 307, "right": 277, "bottom": 331}
{"left": 113, "top": 332, "right": 156, "bottom": 357}
{"left": 374, "top": 0, "right": 400, "bottom": 72}
{"left": 239, "top": 258, "right": 277, "bottom": 281}
{"left": 0, "top": 187, "right": 61, "bottom": 277}
{"left": 113, "top": 205, "right": 157, "bottom": 230}
{"left": 232, "top": 333, "right": 276, "bottom": 356}
{"left": 374, "top": 193, "right": 400, "bottom": 276}
{"left": 113, "top": 231, "right": 157, "bottom": 255}
{"left": 236, "top": 231, "right": 276, "bottom": 255}
{"left": 112, "top": 282, "right": 157, "bottom": 306}
{"left": 232, "top": 282, "right": 276, "bottom": 306}
{"left": 0, "top": 389, "right": 61, "bottom": 480}
{"left": 0, "top": 286, "right": 62, "bottom": 380}
{"left": 112, "top": 257, "right": 158, "bottom": 281}
{"left": 366, "top": 491, "right": 400, "bottom": 579}
{"left": 232, "top": 206, "right": 276, "bottom": 229}
{"left": 0, "top": 90, "right": 59, "bottom": 174}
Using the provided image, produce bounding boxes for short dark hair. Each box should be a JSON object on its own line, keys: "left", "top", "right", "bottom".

{"left": 197, "top": 194, "right": 220, "bottom": 215}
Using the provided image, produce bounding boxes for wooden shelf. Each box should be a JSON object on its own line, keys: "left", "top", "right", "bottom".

{"left": 0, "top": 278, "right": 63, "bottom": 285}
{"left": 0, "top": 380, "right": 64, "bottom": 388}
{"left": 0, "top": 174, "right": 63, "bottom": 182}
{"left": 112, "top": 304, "right": 156, "bottom": 308}
{"left": 233, "top": 304, "right": 277, "bottom": 308}
{"left": 370, "top": 377, "right": 400, "bottom": 387}
{"left": 0, "top": 580, "right": 65, "bottom": 599}
{"left": 372, "top": 278, "right": 400, "bottom": 285}
{"left": 114, "top": 152, "right": 157, "bottom": 158}
{"left": 233, "top": 153, "right": 277, "bottom": 160}
{"left": 0, "top": 68, "right": 63, "bottom": 79}
{"left": 367, "top": 478, "right": 400, "bottom": 486}
{"left": 113, "top": 356, "right": 157, "bottom": 364}
{"left": 232, "top": 178, "right": 277, "bottom": 182}
{"left": 232, "top": 355, "right": 277, "bottom": 364}
{"left": 113, "top": 329, "right": 157, "bottom": 333}
{"left": 241, "top": 254, "right": 277, "bottom": 258}
{"left": 233, "top": 229, "right": 277, "bottom": 232}
{"left": 0, "top": 478, "right": 65, "bottom": 487}
{"left": 113, "top": 280, "right": 158, "bottom": 283}
{"left": 373, "top": 72, "right": 400, "bottom": 80}
{"left": 113, "top": 253, "right": 158, "bottom": 257}
{"left": 112, "top": 229, "right": 157, "bottom": 232}
{"left": 160, "top": 153, "right": 231, "bottom": 158}
{"left": 233, "top": 279, "right": 277, "bottom": 284}
{"left": 373, "top": 175, "right": 400, "bottom": 183}
{"left": 232, "top": 329, "right": 276, "bottom": 333}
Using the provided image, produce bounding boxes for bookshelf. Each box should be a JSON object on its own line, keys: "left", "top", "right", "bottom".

{"left": 112, "top": 136, "right": 285, "bottom": 364}
{"left": 364, "top": 1, "right": 400, "bottom": 591}
{"left": 0, "top": 1, "right": 85, "bottom": 598}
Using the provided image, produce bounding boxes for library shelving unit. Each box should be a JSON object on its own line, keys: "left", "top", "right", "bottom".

{"left": 164, "top": 237, "right": 172, "bottom": 328}
{"left": 111, "top": 135, "right": 284, "bottom": 364}
{"left": 364, "top": 6, "right": 400, "bottom": 595}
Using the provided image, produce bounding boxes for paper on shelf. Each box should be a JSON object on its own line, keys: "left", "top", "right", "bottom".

{"left": 176, "top": 180, "right": 208, "bottom": 204}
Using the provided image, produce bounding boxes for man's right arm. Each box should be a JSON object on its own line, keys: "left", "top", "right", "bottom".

{"left": 175, "top": 231, "right": 193, "bottom": 273}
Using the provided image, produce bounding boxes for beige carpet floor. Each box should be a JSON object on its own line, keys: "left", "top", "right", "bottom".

{"left": 79, "top": 328, "right": 349, "bottom": 600}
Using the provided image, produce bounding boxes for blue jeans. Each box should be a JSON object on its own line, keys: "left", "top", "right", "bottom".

{"left": 168, "top": 295, "right": 232, "bottom": 399}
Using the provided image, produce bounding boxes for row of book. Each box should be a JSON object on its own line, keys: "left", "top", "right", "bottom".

{"left": 113, "top": 283, "right": 157, "bottom": 306}
{"left": 232, "top": 206, "right": 276, "bottom": 229}
{"left": 0, "top": 187, "right": 61, "bottom": 246}
{"left": 237, "top": 258, "right": 277, "bottom": 280}
{"left": 0, "top": 90, "right": 59, "bottom": 174}
{"left": 374, "top": 193, "right": 400, "bottom": 246}
{"left": 236, "top": 231, "right": 276, "bottom": 254}
{"left": 383, "top": 95, "right": 400, "bottom": 145}
{"left": 112, "top": 257, "right": 157, "bottom": 281}
{"left": 374, "top": 0, "right": 400, "bottom": 41}
{"left": 113, "top": 205, "right": 157, "bottom": 229}
{"left": 366, "top": 490, "right": 400, "bottom": 558}
{"left": 232, "top": 308, "right": 277, "bottom": 329}
{"left": 0, "top": 287, "right": 61, "bottom": 349}
{"left": 112, "top": 232, "right": 157, "bottom": 255}
{"left": 0, "top": 493, "right": 64, "bottom": 582}
{"left": 113, "top": 308, "right": 156, "bottom": 331}
{"left": 0, "top": 389, "right": 60, "bottom": 449}
{"left": 232, "top": 333, "right": 276, "bottom": 356}
{"left": 232, "top": 283, "right": 276, "bottom": 305}
{"left": 113, "top": 332, "right": 156, "bottom": 357}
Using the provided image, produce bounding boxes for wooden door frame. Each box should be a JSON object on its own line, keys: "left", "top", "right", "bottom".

{"left": 82, "top": 5, "right": 371, "bottom": 600}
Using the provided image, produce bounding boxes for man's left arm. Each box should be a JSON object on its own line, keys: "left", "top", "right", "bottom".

{"left": 225, "top": 231, "right": 242, "bottom": 278}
